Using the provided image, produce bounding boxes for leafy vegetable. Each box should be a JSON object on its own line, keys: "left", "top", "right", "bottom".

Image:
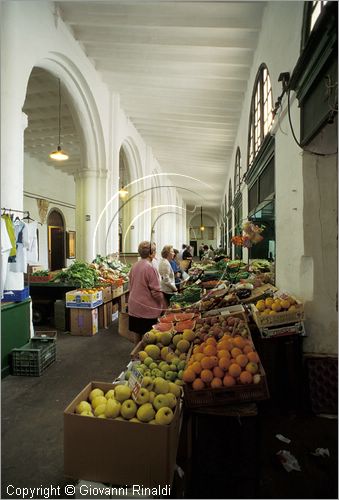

{"left": 50, "top": 261, "right": 100, "bottom": 288}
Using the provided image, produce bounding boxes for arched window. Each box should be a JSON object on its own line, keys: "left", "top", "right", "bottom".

{"left": 248, "top": 64, "right": 274, "bottom": 168}
{"left": 234, "top": 147, "right": 241, "bottom": 194}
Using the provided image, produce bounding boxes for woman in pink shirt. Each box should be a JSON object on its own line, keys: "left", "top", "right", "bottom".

{"left": 128, "top": 241, "right": 166, "bottom": 342}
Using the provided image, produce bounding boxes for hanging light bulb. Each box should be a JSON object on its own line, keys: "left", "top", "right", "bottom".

{"left": 119, "top": 186, "right": 128, "bottom": 198}
{"left": 49, "top": 79, "right": 69, "bottom": 161}
{"left": 200, "top": 206, "right": 205, "bottom": 232}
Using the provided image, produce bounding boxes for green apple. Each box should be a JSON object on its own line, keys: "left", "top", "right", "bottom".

{"left": 114, "top": 385, "right": 132, "bottom": 402}
{"left": 89, "top": 388, "right": 104, "bottom": 402}
{"left": 178, "top": 360, "right": 186, "bottom": 371}
{"left": 138, "top": 351, "right": 148, "bottom": 362}
{"left": 143, "top": 331, "right": 157, "bottom": 344}
{"left": 136, "top": 387, "right": 150, "bottom": 405}
{"left": 129, "top": 417, "right": 141, "bottom": 423}
{"left": 160, "top": 363, "right": 170, "bottom": 373}
{"left": 98, "top": 414, "right": 107, "bottom": 419}
{"left": 104, "top": 398, "right": 121, "bottom": 418}
{"left": 142, "top": 376, "right": 154, "bottom": 391}
{"left": 143, "top": 357, "right": 153, "bottom": 367}
{"left": 153, "top": 377, "right": 170, "bottom": 394}
{"left": 94, "top": 403, "right": 107, "bottom": 417}
{"left": 175, "top": 379, "right": 185, "bottom": 386}
{"left": 171, "top": 357, "right": 180, "bottom": 366}
{"left": 153, "top": 394, "right": 169, "bottom": 411}
{"left": 177, "top": 370, "right": 183, "bottom": 380}
{"left": 172, "top": 334, "right": 183, "bottom": 347}
{"left": 92, "top": 396, "right": 108, "bottom": 410}
{"left": 168, "top": 382, "right": 182, "bottom": 397}
{"left": 161, "top": 346, "right": 170, "bottom": 361}
{"left": 145, "top": 344, "right": 161, "bottom": 360}
{"left": 165, "top": 351, "right": 177, "bottom": 363}
{"left": 149, "top": 362, "right": 158, "bottom": 370}
{"left": 148, "top": 391, "right": 156, "bottom": 404}
{"left": 165, "top": 371, "right": 177, "bottom": 381}
{"left": 169, "top": 364, "right": 178, "bottom": 372}
{"left": 124, "top": 370, "right": 131, "bottom": 381}
{"left": 149, "top": 419, "right": 159, "bottom": 425}
{"left": 136, "top": 403, "right": 155, "bottom": 423}
{"left": 155, "top": 406, "right": 174, "bottom": 425}
{"left": 165, "top": 393, "right": 177, "bottom": 409}
{"left": 76, "top": 401, "right": 92, "bottom": 414}
{"left": 105, "top": 389, "right": 115, "bottom": 400}
{"left": 80, "top": 410, "right": 94, "bottom": 417}
{"left": 159, "top": 331, "right": 172, "bottom": 346}
{"left": 120, "top": 399, "right": 137, "bottom": 419}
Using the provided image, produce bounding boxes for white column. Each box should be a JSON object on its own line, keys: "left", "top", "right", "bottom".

{"left": 74, "top": 170, "right": 100, "bottom": 262}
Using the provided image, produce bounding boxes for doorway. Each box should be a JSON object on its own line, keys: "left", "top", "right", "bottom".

{"left": 48, "top": 209, "right": 66, "bottom": 271}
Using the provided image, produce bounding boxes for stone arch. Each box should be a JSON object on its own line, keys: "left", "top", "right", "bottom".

{"left": 35, "top": 52, "right": 106, "bottom": 173}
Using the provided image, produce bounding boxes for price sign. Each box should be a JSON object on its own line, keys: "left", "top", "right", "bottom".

{"left": 128, "top": 364, "right": 143, "bottom": 401}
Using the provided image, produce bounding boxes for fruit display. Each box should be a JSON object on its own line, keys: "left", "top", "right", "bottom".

{"left": 169, "top": 285, "right": 201, "bottom": 306}
{"left": 195, "top": 315, "right": 249, "bottom": 341}
{"left": 254, "top": 295, "right": 299, "bottom": 316}
{"left": 74, "top": 384, "right": 178, "bottom": 425}
{"left": 91, "top": 254, "right": 130, "bottom": 286}
{"left": 200, "top": 291, "right": 238, "bottom": 311}
{"left": 183, "top": 333, "right": 262, "bottom": 390}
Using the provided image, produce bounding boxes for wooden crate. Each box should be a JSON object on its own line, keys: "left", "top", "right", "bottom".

{"left": 251, "top": 301, "right": 305, "bottom": 328}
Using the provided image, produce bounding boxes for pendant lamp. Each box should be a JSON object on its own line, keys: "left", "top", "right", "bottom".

{"left": 49, "top": 79, "right": 69, "bottom": 161}
{"left": 200, "top": 206, "right": 205, "bottom": 232}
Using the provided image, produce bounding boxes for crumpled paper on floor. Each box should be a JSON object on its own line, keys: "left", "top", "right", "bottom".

{"left": 276, "top": 450, "right": 301, "bottom": 472}
{"left": 311, "top": 447, "right": 330, "bottom": 457}
{"left": 276, "top": 433, "right": 291, "bottom": 444}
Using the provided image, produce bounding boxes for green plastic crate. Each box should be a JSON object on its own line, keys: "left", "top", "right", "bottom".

{"left": 11, "top": 338, "right": 56, "bottom": 376}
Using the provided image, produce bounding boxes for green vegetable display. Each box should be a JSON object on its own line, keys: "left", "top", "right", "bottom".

{"left": 31, "top": 270, "right": 49, "bottom": 276}
{"left": 50, "top": 261, "right": 100, "bottom": 288}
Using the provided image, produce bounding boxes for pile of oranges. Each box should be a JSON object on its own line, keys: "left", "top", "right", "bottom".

{"left": 255, "top": 296, "right": 298, "bottom": 316}
{"left": 182, "top": 334, "right": 261, "bottom": 390}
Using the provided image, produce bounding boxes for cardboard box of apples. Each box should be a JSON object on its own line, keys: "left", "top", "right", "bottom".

{"left": 64, "top": 380, "right": 182, "bottom": 487}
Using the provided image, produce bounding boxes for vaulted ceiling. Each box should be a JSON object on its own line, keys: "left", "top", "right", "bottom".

{"left": 23, "top": 1, "right": 266, "bottom": 213}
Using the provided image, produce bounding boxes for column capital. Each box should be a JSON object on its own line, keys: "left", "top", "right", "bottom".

{"left": 74, "top": 168, "right": 108, "bottom": 180}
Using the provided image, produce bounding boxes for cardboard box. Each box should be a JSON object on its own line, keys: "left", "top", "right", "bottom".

{"left": 66, "top": 289, "right": 103, "bottom": 309}
{"left": 118, "top": 312, "right": 139, "bottom": 343}
{"left": 64, "top": 381, "right": 181, "bottom": 488}
{"left": 105, "top": 301, "right": 113, "bottom": 328}
{"left": 112, "top": 285, "right": 124, "bottom": 298}
{"left": 98, "top": 304, "right": 105, "bottom": 330}
{"left": 99, "top": 285, "right": 113, "bottom": 303}
{"left": 70, "top": 308, "right": 98, "bottom": 336}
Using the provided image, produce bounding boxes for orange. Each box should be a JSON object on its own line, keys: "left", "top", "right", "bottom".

{"left": 217, "top": 349, "right": 231, "bottom": 360}
{"left": 200, "top": 369, "right": 213, "bottom": 384}
{"left": 271, "top": 301, "right": 282, "bottom": 312}
{"left": 205, "top": 337, "right": 217, "bottom": 345}
{"left": 243, "top": 344, "right": 253, "bottom": 354}
{"left": 191, "top": 361, "right": 202, "bottom": 374}
{"left": 218, "top": 357, "right": 231, "bottom": 371}
{"left": 228, "top": 363, "right": 242, "bottom": 378}
{"left": 193, "top": 352, "right": 205, "bottom": 362}
{"left": 211, "top": 377, "right": 223, "bottom": 389}
{"left": 192, "top": 378, "right": 205, "bottom": 391}
{"left": 223, "top": 374, "right": 236, "bottom": 387}
{"left": 265, "top": 297, "right": 274, "bottom": 308}
{"left": 182, "top": 367, "right": 196, "bottom": 383}
{"left": 247, "top": 351, "right": 260, "bottom": 364}
{"left": 213, "top": 366, "right": 225, "bottom": 379}
{"left": 203, "top": 344, "right": 217, "bottom": 357}
{"left": 231, "top": 347, "right": 242, "bottom": 359}
{"left": 209, "top": 355, "right": 219, "bottom": 368}
{"left": 217, "top": 340, "right": 233, "bottom": 352}
{"left": 233, "top": 336, "right": 246, "bottom": 350}
{"left": 201, "top": 356, "right": 215, "bottom": 370}
{"left": 239, "top": 371, "right": 253, "bottom": 384}
{"left": 193, "top": 345, "right": 200, "bottom": 354}
{"left": 235, "top": 354, "right": 249, "bottom": 368}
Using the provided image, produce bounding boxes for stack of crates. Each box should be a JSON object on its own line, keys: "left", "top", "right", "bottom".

{"left": 11, "top": 335, "right": 56, "bottom": 376}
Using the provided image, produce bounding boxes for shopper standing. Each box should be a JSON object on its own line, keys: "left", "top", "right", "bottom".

{"left": 128, "top": 241, "right": 166, "bottom": 343}
{"left": 182, "top": 244, "right": 193, "bottom": 271}
{"left": 178, "top": 244, "right": 187, "bottom": 259}
{"left": 158, "top": 245, "right": 178, "bottom": 305}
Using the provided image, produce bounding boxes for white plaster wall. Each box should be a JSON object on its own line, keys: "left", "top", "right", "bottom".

{"left": 23, "top": 154, "right": 76, "bottom": 269}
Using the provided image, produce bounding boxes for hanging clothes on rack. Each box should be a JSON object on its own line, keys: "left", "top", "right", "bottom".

{"left": 8, "top": 218, "right": 29, "bottom": 272}
{"left": 1, "top": 214, "right": 16, "bottom": 257}
{"left": 1, "top": 217, "right": 13, "bottom": 297}
{"left": 26, "top": 220, "right": 39, "bottom": 264}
